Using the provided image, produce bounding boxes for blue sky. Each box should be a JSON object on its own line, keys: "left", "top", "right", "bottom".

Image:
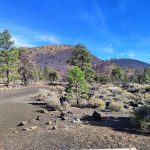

{"left": 0, "top": 0, "right": 150, "bottom": 63}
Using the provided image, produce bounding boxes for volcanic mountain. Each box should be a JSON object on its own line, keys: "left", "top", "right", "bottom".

{"left": 24, "top": 45, "right": 150, "bottom": 75}
{"left": 112, "top": 59, "right": 150, "bottom": 69}
{"left": 27, "top": 45, "right": 103, "bottom": 72}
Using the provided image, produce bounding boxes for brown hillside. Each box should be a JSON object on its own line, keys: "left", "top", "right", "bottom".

{"left": 21, "top": 45, "right": 116, "bottom": 77}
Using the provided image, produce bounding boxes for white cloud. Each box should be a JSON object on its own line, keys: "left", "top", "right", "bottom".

{"left": 34, "top": 35, "right": 60, "bottom": 44}
{"left": 12, "top": 36, "right": 34, "bottom": 47}
{"left": 128, "top": 53, "right": 136, "bottom": 58}
{"left": 103, "top": 45, "right": 114, "bottom": 53}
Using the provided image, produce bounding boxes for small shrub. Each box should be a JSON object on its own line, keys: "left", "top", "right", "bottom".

{"left": 109, "top": 101, "right": 124, "bottom": 112}
{"left": 89, "top": 97, "right": 105, "bottom": 109}
{"left": 35, "top": 89, "right": 50, "bottom": 101}
{"left": 47, "top": 97, "right": 61, "bottom": 111}
{"left": 123, "top": 91, "right": 137, "bottom": 100}
{"left": 78, "top": 99, "right": 89, "bottom": 108}
{"left": 131, "top": 105, "right": 150, "bottom": 131}
{"left": 144, "top": 93, "right": 150, "bottom": 104}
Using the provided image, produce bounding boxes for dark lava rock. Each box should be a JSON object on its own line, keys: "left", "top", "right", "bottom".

{"left": 128, "top": 101, "right": 139, "bottom": 107}
{"left": 60, "top": 111, "right": 68, "bottom": 120}
{"left": 106, "top": 102, "right": 111, "bottom": 108}
{"left": 18, "top": 121, "right": 27, "bottom": 126}
{"left": 145, "top": 87, "right": 150, "bottom": 93}
{"left": 99, "top": 95, "right": 104, "bottom": 99}
{"left": 92, "top": 111, "right": 101, "bottom": 121}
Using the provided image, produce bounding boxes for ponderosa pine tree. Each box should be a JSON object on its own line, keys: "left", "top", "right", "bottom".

{"left": 65, "top": 66, "right": 88, "bottom": 106}
{"left": 144, "top": 68, "right": 150, "bottom": 83}
{"left": 43, "top": 66, "right": 51, "bottom": 81}
{"left": 49, "top": 70, "right": 58, "bottom": 82}
{"left": 0, "top": 29, "right": 19, "bottom": 87}
{"left": 67, "top": 44, "right": 95, "bottom": 82}
{"left": 111, "top": 66, "right": 124, "bottom": 81}
{"left": 18, "top": 48, "right": 36, "bottom": 85}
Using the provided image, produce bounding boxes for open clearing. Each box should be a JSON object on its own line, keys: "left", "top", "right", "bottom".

{"left": 0, "top": 86, "right": 149, "bottom": 150}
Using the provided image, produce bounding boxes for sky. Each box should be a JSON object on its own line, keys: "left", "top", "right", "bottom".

{"left": 0, "top": 0, "right": 150, "bottom": 63}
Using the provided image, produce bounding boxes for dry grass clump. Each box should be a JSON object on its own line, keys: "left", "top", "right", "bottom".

{"left": 122, "top": 91, "right": 137, "bottom": 100}
{"left": 48, "top": 85, "right": 64, "bottom": 97}
{"left": 35, "top": 89, "right": 61, "bottom": 111}
{"left": 35, "top": 89, "right": 50, "bottom": 101}
{"left": 108, "top": 101, "right": 124, "bottom": 112}
{"left": 144, "top": 93, "right": 150, "bottom": 104}
{"left": 88, "top": 97, "right": 105, "bottom": 109}
{"left": 47, "top": 97, "right": 61, "bottom": 111}
{"left": 0, "top": 86, "right": 8, "bottom": 92}
{"left": 78, "top": 99, "right": 89, "bottom": 108}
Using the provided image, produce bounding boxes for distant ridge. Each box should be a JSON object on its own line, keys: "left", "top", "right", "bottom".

{"left": 112, "top": 59, "right": 150, "bottom": 69}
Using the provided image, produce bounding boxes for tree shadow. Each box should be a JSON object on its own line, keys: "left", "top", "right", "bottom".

{"left": 81, "top": 115, "right": 150, "bottom": 137}
{"left": 29, "top": 102, "right": 53, "bottom": 111}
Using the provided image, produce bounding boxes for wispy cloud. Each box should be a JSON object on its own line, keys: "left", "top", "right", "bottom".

{"left": 0, "top": 22, "right": 61, "bottom": 47}
{"left": 128, "top": 52, "right": 136, "bottom": 58}
{"left": 103, "top": 45, "right": 114, "bottom": 53}
{"left": 12, "top": 36, "right": 34, "bottom": 47}
{"left": 34, "top": 35, "right": 60, "bottom": 44}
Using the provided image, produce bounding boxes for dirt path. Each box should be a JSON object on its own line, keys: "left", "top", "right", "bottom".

{"left": 0, "top": 86, "right": 48, "bottom": 102}
{"left": 0, "top": 86, "right": 49, "bottom": 129}
{"left": 0, "top": 86, "right": 149, "bottom": 150}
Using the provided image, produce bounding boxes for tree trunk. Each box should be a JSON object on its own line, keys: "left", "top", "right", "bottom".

{"left": 23, "top": 73, "right": 27, "bottom": 86}
{"left": 6, "top": 69, "right": 9, "bottom": 87}
{"left": 76, "top": 82, "right": 79, "bottom": 106}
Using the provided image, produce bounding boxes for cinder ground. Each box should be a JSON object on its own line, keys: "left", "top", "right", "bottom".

{"left": 0, "top": 86, "right": 149, "bottom": 150}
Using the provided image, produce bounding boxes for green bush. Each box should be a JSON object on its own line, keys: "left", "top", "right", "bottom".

{"left": 132, "top": 105, "right": 150, "bottom": 131}
{"left": 108, "top": 101, "right": 124, "bottom": 112}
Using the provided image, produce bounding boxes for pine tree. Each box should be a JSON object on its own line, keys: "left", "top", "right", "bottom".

{"left": 49, "top": 70, "right": 58, "bottom": 82}
{"left": 18, "top": 48, "right": 36, "bottom": 85}
{"left": 111, "top": 66, "right": 124, "bottom": 81}
{"left": 0, "top": 29, "right": 19, "bottom": 87}
{"left": 67, "top": 44, "right": 94, "bottom": 82}
{"left": 43, "top": 66, "right": 50, "bottom": 81}
{"left": 65, "top": 66, "right": 88, "bottom": 106}
{"left": 144, "top": 68, "right": 150, "bottom": 83}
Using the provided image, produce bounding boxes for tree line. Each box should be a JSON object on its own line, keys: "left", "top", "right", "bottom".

{"left": 0, "top": 30, "right": 59, "bottom": 87}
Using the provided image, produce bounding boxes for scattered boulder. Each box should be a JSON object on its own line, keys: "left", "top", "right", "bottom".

{"left": 128, "top": 101, "right": 139, "bottom": 107}
{"left": 60, "top": 111, "right": 68, "bottom": 120}
{"left": 13, "top": 130, "right": 17, "bottom": 134}
{"left": 67, "top": 110, "right": 73, "bottom": 114}
{"left": 92, "top": 111, "right": 101, "bottom": 121}
{"left": 39, "top": 109, "right": 49, "bottom": 114}
{"left": 145, "top": 87, "right": 150, "bottom": 93}
{"left": 30, "top": 126, "right": 38, "bottom": 130}
{"left": 46, "top": 121, "right": 52, "bottom": 125}
{"left": 18, "top": 121, "right": 27, "bottom": 126}
{"left": 62, "top": 101, "right": 70, "bottom": 110}
{"left": 99, "top": 95, "right": 104, "bottom": 99}
{"left": 106, "top": 101, "right": 111, "bottom": 108}
{"left": 52, "top": 125, "right": 57, "bottom": 130}
{"left": 128, "top": 88, "right": 139, "bottom": 93}
{"left": 124, "top": 104, "right": 129, "bottom": 109}
{"left": 72, "top": 117, "right": 81, "bottom": 123}
{"left": 23, "top": 126, "right": 37, "bottom": 131}
{"left": 60, "top": 96, "right": 65, "bottom": 105}
{"left": 122, "top": 83, "right": 139, "bottom": 93}
{"left": 35, "top": 116, "right": 40, "bottom": 121}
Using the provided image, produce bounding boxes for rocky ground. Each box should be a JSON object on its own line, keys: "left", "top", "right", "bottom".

{"left": 0, "top": 85, "right": 150, "bottom": 150}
